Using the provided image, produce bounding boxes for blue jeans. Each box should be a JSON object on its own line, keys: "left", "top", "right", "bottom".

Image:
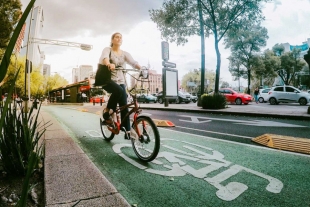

{"left": 102, "top": 81, "right": 130, "bottom": 131}
{"left": 254, "top": 94, "right": 259, "bottom": 102}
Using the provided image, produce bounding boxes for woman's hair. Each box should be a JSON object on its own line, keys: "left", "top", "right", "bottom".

{"left": 110, "top": 32, "right": 122, "bottom": 47}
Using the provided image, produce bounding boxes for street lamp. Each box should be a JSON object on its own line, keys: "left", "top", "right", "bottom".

{"left": 23, "top": 37, "right": 92, "bottom": 109}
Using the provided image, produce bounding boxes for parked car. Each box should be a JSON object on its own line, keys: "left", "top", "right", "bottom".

{"left": 187, "top": 92, "right": 198, "bottom": 103}
{"left": 176, "top": 91, "right": 191, "bottom": 104}
{"left": 136, "top": 94, "right": 157, "bottom": 103}
{"left": 267, "top": 85, "right": 310, "bottom": 105}
{"left": 258, "top": 88, "right": 271, "bottom": 103}
{"left": 219, "top": 88, "right": 252, "bottom": 105}
{"left": 156, "top": 91, "right": 177, "bottom": 104}
{"left": 90, "top": 95, "right": 105, "bottom": 103}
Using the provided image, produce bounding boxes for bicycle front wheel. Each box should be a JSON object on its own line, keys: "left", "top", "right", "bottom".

{"left": 100, "top": 118, "right": 115, "bottom": 141}
{"left": 131, "top": 116, "right": 160, "bottom": 162}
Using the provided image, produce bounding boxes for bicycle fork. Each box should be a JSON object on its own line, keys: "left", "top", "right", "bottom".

{"left": 131, "top": 114, "right": 150, "bottom": 143}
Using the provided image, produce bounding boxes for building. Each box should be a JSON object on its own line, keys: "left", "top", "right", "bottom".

{"left": 20, "top": 6, "right": 44, "bottom": 72}
{"left": 130, "top": 70, "right": 162, "bottom": 94}
{"left": 273, "top": 38, "right": 310, "bottom": 86}
{"left": 80, "top": 65, "right": 93, "bottom": 81}
{"left": 72, "top": 65, "right": 93, "bottom": 83}
{"left": 43, "top": 64, "right": 51, "bottom": 77}
{"left": 281, "top": 38, "right": 310, "bottom": 57}
{"left": 14, "top": 23, "right": 26, "bottom": 54}
{"left": 72, "top": 68, "right": 79, "bottom": 83}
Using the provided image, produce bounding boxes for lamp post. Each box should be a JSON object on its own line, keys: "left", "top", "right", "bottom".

{"left": 23, "top": 36, "right": 92, "bottom": 110}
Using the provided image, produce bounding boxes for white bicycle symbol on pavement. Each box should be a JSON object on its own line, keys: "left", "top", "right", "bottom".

{"left": 113, "top": 138, "right": 283, "bottom": 201}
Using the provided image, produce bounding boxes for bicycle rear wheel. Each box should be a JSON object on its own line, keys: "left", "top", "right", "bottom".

{"left": 131, "top": 116, "right": 160, "bottom": 162}
{"left": 100, "top": 118, "right": 115, "bottom": 141}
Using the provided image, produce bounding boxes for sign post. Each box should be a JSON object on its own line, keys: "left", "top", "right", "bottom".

{"left": 161, "top": 41, "right": 178, "bottom": 107}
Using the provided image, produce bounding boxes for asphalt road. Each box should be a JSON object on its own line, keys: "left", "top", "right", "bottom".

{"left": 143, "top": 109, "right": 310, "bottom": 144}
{"left": 43, "top": 105, "right": 310, "bottom": 207}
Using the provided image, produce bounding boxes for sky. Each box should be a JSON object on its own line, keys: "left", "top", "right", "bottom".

{"left": 20, "top": 0, "right": 310, "bottom": 87}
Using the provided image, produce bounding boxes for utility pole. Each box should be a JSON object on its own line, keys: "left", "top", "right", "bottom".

{"left": 198, "top": 0, "right": 205, "bottom": 96}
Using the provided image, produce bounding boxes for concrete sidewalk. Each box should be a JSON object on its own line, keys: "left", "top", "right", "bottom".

{"left": 42, "top": 110, "right": 130, "bottom": 206}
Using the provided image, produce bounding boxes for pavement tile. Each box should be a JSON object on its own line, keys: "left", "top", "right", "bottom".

{"left": 45, "top": 138, "right": 84, "bottom": 158}
{"left": 45, "top": 151, "right": 118, "bottom": 205}
{"left": 44, "top": 129, "right": 72, "bottom": 140}
{"left": 46, "top": 194, "right": 131, "bottom": 207}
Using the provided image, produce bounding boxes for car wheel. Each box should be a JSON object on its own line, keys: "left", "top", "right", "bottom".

{"left": 299, "top": 98, "right": 307, "bottom": 105}
{"left": 235, "top": 98, "right": 242, "bottom": 105}
{"left": 158, "top": 98, "right": 163, "bottom": 104}
{"left": 192, "top": 100, "right": 196, "bottom": 103}
{"left": 269, "top": 97, "right": 277, "bottom": 105}
{"left": 175, "top": 97, "right": 180, "bottom": 104}
{"left": 258, "top": 97, "right": 264, "bottom": 103}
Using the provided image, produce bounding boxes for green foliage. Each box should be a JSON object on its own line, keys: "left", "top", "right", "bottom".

{"left": 225, "top": 23, "right": 268, "bottom": 94}
{"left": 272, "top": 43, "right": 285, "bottom": 56}
{"left": 201, "top": 93, "right": 226, "bottom": 109}
{"left": 181, "top": 68, "right": 215, "bottom": 93}
{"left": 0, "top": 0, "right": 22, "bottom": 52}
{"left": 278, "top": 48, "right": 306, "bottom": 85}
{"left": 0, "top": 87, "right": 46, "bottom": 176}
{"left": 0, "top": 0, "right": 36, "bottom": 84}
{"left": 150, "top": 0, "right": 270, "bottom": 93}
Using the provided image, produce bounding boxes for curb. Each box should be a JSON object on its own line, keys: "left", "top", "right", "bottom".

{"left": 41, "top": 110, "right": 131, "bottom": 206}
{"left": 137, "top": 106, "right": 310, "bottom": 121}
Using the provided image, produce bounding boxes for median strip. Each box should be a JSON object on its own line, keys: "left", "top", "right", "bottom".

{"left": 252, "top": 134, "right": 310, "bottom": 154}
{"left": 152, "top": 119, "right": 175, "bottom": 127}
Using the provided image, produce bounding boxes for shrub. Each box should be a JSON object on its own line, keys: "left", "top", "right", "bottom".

{"left": 201, "top": 93, "right": 226, "bottom": 109}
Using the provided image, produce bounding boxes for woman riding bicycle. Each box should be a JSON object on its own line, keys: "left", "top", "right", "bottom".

{"left": 99, "top": 32, "right": 141, "bottom": 139}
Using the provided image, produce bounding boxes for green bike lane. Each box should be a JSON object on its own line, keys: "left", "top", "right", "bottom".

{"left": 43, "top": 106, "right": 310, "bottom": 207}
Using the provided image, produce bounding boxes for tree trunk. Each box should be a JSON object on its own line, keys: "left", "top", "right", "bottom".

{"left": 214, "top": 38, "right": 221, "bottom": 93}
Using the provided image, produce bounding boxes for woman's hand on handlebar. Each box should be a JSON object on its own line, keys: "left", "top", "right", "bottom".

{"left": 108, "top": 63, "right": 116, "bottom": 71}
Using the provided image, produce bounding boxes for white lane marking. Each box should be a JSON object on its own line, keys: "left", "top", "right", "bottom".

{"left": 85, "top": 130, "right": 102, "bottom": 137}
{"left": 161, "top": 128, "right": 310, "bottom": 158}
{"left": 176, "top": 126, "right": 253, "bottom": 139}
{"left": 114, "top": 138, "right": 284, "bottom": 201}
{"left": 178, "top": 115, "right": 307, "bottom": 127}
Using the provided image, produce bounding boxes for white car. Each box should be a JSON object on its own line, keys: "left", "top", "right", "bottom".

{"left": 258, "top": 88, "right": 271, "bottom": 103}
{"left": 267, "top": 85, "right": 310, "bottom": 105}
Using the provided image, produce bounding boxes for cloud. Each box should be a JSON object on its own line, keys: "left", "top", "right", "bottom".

{"left": 19, "top": 0, "right": 310, "bottom": 87}
{"left": 20, "top": 0, "right": 163, "bottom": 39}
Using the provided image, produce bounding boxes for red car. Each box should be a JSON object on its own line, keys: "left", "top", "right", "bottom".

{"left": 90, "top": 95, "right": 105, "bottom": 103}
{"left": 219, "top": 88, "right": 252, "bottom": 105}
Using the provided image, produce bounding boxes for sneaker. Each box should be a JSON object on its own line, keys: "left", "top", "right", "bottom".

{"left": 102, "top": 112, "right": 113, "bottom": 126}
{"left": 124, "top": 132, "right": 131, "bottom": 140}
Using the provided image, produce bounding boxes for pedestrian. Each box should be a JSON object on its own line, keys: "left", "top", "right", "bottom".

{"left": 254, "top": 87, "right": 259, "bottom": 104}
{"left": 82, "top": 92, "right": 87, "bottom": 102}
{"left": 99, "top": 32, "right": 141, "bottom": 140}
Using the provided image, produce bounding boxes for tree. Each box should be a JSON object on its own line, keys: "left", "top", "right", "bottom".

{"left": 46, "top": 73, "right": 68, "bottom": 95}
{"left": 272, "top": 43, "right": 285, "bottom": 56}
{"left": 228, "top": 54, "right": 247, "bottom": 92}
{"left": 149, "top": 0, "right": 269, "bottom": 93}
{"left": 256, "top": 49, "right": 279, "bottom": 87}
{"left": 181, "top": 68, "right": 215, "bottom": 94}
{"left": 225, "top": 23, "right": 268, "bottom": 94}
{"left": 220, "top": 81, "right": 229, "bottom": 88}
{"left": 0, "top": 0, "right": 22, "bottom": 61}
{"left": 278, "top": 48, "right": 305, "bottom": 85}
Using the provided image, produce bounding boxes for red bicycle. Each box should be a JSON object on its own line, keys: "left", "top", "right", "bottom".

{"left": 100, "top": 67, "right": 160, "bottom": 162}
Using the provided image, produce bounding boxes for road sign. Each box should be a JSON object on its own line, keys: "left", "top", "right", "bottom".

{"left": 162, "top": 61, "right": 176, "bottom": 68}
{"left": 161, "top": 41, "right": 169, "bottom": 61}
